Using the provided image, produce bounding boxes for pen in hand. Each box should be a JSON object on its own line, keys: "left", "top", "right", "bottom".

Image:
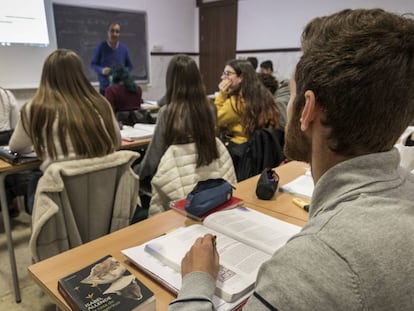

{"left": 212, "top": 235, "right": 217, "bottom": 250}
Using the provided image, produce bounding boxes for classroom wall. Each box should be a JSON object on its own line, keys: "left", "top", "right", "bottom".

{"left": 6, "top": 0, "right": 414, "bottom": 104}
{"left": 236, "top": 0, "right": 414, "bottom": 80}
{"left": 6, "top": 0, "right": 198, "bottom": 104}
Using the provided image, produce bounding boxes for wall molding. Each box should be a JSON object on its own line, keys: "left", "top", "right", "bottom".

{"left": 150, "top": 52, "right": 199, "bottom": 56}
{"left": 237, "top": 48, "right": 300, "bottom": 54}
{"left": 150, "top": 48, "right": 301, "bottom": 57}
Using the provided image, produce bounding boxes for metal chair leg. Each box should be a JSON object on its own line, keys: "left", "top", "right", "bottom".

{"left": 0, "top": 173, "right": 21, "bottom": 303}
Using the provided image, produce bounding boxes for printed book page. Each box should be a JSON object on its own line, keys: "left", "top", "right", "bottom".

{"left": 123, "top": 207, "right": 301, "bottom": 305}
{"left": 122, "top": 245, "right": 250, "bottom": 311}
{"left": 143, "top": 224, "right": 267, "bottom": 302}
{"left": 203, "top": 206, "right": 301, "bottom": 255}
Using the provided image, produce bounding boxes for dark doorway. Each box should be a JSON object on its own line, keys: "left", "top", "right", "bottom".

{"left": 198, "top": 0, "right": 238, "bottom": 94}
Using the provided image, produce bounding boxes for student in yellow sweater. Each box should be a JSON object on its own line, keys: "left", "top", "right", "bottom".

{"left": 214, "top": 59, "right": 281, "bottom": 167}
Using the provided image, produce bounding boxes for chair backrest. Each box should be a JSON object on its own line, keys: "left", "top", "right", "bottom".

{"left": 236, "top": 128, "right": 285, "bottom": 181}
{"left": 30, "top": 150, "right": 140, "bottom": 262}
{"left": 0, "top": 129, "right": 14, "bottom": 145}
{"left": 116, "top": 110, "right": 155, "bottom": 126}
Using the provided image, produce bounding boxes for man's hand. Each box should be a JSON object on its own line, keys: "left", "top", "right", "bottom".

{"left": 181, "top": 234, "right": 219, "bottom": 280}
{"left": 218, "top": 79, "right": 232, "bottom": 94}
{"left": 102, "top": 67, "right": 111, "bottom": 75}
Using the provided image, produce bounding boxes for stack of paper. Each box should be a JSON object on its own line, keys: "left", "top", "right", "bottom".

{"left": 279, "top": 169, "right": 314, "bottom": 199}
{"left": 141, "top": 101, "right": 159, "bottom": 110}
{"left": 121, "top": 124, "right": 156, "bottom": 141}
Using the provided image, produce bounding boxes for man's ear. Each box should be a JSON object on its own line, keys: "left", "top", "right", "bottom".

{"left": 300, "top": 90, "right": 316, "bottom": 131}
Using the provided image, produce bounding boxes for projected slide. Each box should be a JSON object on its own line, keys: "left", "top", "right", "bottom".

{"left": 0, "top": 0, "right": 49, "bottom": 46}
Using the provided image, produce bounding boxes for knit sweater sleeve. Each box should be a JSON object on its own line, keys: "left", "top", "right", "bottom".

{"left": 137, "top": 106, "right": 168, "bottom": 180}
{"left": 9, "top": 103, "right": 33, "bottom": 154}
{"left": 214, "top": 92, "right": 242, "bottom": 128}
{"left": 168, "top": 272, "right": 216, "bottom": 311}
{"left": 245, "top": 235, "right": 363, "bottom": 311}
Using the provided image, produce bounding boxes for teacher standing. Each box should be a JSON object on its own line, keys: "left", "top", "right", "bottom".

{"left": 91, "top": 22, "right": 133, "bottom": 95}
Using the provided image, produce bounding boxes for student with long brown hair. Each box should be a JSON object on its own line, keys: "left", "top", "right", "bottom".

{"left": 138, "top": 54, "right": 220, "bottom": 184}
{"left": 216, "top": 59, "right": 281, "bottom": 144}
{"left": 137, "top": 54, "right": 235, "bottom": 214}
{"left": 9, "top": 48, "right": 120, "bottom": 170}
{"left": 9, "top": 49, "right": 120, "bottom": 212}
{"left": 215, "top": 59, "right": 282, "bottom": 174}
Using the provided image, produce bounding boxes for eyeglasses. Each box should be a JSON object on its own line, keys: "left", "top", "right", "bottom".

{"left": 110, "top": 29, "right": 120, "bottom": 34}
{"left": 222, "top": 70, "right": 237, "bottom": 76}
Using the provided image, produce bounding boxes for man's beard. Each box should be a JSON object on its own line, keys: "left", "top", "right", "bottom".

{"left": 284, "top": 111, "right": 312, "bottom": 163}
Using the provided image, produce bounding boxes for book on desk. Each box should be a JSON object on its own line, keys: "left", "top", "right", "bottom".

{"left": 122, "top": 207, "right": 301, "bottom": 310}
{"left": 279, "top": 168, "right": 314, "bottom": 199}
{"left": 170, "top": 195, "right": 243, "bottom": 221}
{"left": 58, "top": 255, "right": 155, "bottom": 311}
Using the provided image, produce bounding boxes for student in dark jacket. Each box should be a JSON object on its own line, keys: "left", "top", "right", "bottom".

{"left": 105, "top": 64, "right": 142, "bottom": 113}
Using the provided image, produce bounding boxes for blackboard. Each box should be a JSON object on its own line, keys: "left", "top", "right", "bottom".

{"left": 53, "top": 4, "right": 149, "bottom": 82}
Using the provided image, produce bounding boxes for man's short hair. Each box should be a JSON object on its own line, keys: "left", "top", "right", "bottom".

{"left": 258, "top": 73, "right": 278, "bottom": 94}
{"left": 260, "top": 60, "right": 273, "bottom": 72}
{"left": 294, "top": 9, "right": 414, "bottom": 156}
{"left": 246, "top": 57, "right": 258, "bottom": 70}
{"left": 107, "top": 22, "right": 121, "bottom": 31}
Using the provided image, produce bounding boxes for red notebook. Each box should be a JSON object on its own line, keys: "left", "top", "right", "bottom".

{"left": 170, "top": 196, "right": 243, "bottom": 221}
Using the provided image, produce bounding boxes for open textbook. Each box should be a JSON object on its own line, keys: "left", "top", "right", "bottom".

{"left": 122, "top": 207, "right": 301, "bottom": 309}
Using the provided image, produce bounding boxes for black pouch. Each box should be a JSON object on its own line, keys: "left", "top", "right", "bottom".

{"left": 256, "top": 168, "right": 279, "bottom": 200}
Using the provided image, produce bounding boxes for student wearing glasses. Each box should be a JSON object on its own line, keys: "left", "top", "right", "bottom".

{"left": 91, "top": 22, "right": 133, "bottom": 95}
{"left": 214, "top": 59, "right": 281, "bottom": 170}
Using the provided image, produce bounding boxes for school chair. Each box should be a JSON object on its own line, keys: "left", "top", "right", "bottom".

{"left": 30, "top": 150, "right": 140, "bottom": 262}
{"left": 149, "top": 138, "right": 236, "bottom": 215}
{"left": 236, "top": 128, "right": 285, "bottom": 181}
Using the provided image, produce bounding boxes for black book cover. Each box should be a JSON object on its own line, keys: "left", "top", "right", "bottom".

{"left": 0, "top": 146, "right": 37, "bottom": 164}
{"left": 58, "top": 255, "right": 155, "bottom": 311}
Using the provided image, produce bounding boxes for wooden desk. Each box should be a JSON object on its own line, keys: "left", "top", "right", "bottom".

{"left": 28, "top": 206, "right": 304, "bottom": 311}
{"left": 120, "top": 137, "right": 152, "bottom": 150}
{"left": 141, "top": 102, "right": 160, "bottom": 113}
{"left": 27, "top": 161, "right": 310, "bottom": 310}
{"left": 234, "top": 161, "right": 310, "bottom": 223}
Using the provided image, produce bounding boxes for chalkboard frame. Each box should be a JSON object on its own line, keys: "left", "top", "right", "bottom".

{"left": 52, "top": 3, "right": 149, "bottom": 83}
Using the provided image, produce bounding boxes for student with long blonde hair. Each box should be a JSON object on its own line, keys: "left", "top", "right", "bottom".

{"left": 9, "top": 48, "right": 121, "bottom": 170}
{"left": 9, "top": 49, "right": 121, "bottom": 213}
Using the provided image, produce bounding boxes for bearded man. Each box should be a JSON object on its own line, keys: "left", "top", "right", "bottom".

{"left": 168, "top": 9, "right": 414, "bottom": 311}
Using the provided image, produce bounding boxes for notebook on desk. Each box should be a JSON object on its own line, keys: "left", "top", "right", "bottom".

{"left": 120, "top": 124, "right": 156, "bottom": 141}
{"left": 0, "top": 146, "right": 38, "bottom": 164}
{"left": 279, "top": 168, "right": 314, "bottom": 199}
